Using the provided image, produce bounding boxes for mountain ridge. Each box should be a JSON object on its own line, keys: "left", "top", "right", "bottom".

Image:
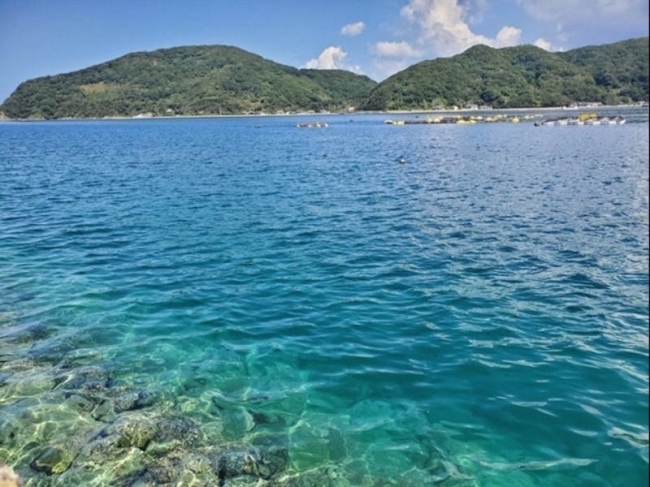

{"left": 360, "top": 37, "right": 648, "bottom": 110}
{"left": 1, "top": 45, "right": 377, "bottom": 119}
{"left": 2, "top": 37, "right": 647, "bottom": 119}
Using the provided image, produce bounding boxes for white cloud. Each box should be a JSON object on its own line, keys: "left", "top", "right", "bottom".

{"left": 368, "top": 0, "right": 646, "bottom": 81}
{"left": 465, "top": 0, "right": 490, "bottom": 24}
{"left": 373, "top": 41, "right": 421, "bottom": 58}
{"left": 495, "top": 26, "right": 522, "bottom": 47}
{"left": 400, "top": 0, "right": 522, "bottom": 57}
{"left": 305, "top": 46, "right": 348, "bottom": 69}
{"left": 304, "top": 46, "right": 363, "bottom": 74}
{"left": 533, "top": 38, "right": 553, "bottom": 51}
{"left": 341, "top": 21, "right": 365, "bottom": 36}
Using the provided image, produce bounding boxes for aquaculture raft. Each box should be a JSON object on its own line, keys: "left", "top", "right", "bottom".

{"left": 384, "top": 114, "right": 538, "bottom": 125}
{"left": 535, "top": 113, "right": 626, "bottom": 126}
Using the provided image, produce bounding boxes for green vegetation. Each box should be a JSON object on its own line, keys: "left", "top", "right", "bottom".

{"left": 1, "top": 38, "right": 647, "bottom": 118}
{"left": 361, "top": 37, "right": 649, "bottom": 110}
{"left": 559, "top": 38, "right": 649, "bottom": 103}
{"left": 0, "top": 45, "right": 376, "bottom": 119}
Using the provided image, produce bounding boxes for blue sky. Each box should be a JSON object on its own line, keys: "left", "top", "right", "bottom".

{"left": 1, "top": 0, "right": 648, "bottom": 103}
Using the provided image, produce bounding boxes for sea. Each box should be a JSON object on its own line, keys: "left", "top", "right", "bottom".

{"left": 0, "top": 107, "right": 648, "bottom": 486}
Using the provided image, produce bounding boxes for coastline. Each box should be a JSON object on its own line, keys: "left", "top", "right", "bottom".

{"left": 0, "top": 104, "right": 647, "bottom": 123}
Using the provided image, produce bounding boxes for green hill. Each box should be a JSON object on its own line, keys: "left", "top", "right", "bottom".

{"left": 0, "top": 45, "right": 377, "bottom": 119}
{"left": 559, "top": 38, "right": 649, "bottom": 102}
{"left": 361, "top": 37, "right": 649, "bottom": 110}
{"left": 2, "top": 38, "right": 647, "bottom": 118}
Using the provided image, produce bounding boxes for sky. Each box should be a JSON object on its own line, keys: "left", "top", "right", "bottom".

{"left": 0, "top": 0, "right": 648, "bottom": 103}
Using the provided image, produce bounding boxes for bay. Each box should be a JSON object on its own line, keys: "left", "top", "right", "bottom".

{"left": 0, "top": 108, "right": 648, "bottom": 486}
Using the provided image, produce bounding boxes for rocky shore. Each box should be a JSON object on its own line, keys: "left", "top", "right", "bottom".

{"left": 0, "top": 318, "right": 354, "bottom": 487}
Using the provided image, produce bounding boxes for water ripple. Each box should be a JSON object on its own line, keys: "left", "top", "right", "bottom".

{"left": 0, "top": 112, "right": 648, "bottom": 485}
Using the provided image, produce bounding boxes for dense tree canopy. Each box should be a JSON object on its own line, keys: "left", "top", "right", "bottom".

{"left": 0, "top": 45, "right": 376, "bottom": 119}
{"left": 361, "top": 37, "right": 649, "bottom": 111}
{"left": 1, "top": 38, "right": 647, "bottom": 119}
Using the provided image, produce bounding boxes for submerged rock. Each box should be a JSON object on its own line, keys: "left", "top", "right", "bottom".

{"left": 0, "top": 348, "right": 309, "bottom": 487}
{"left": 220, "top": 407, "right": 255, "bottom": 440}
{"left": 105, "top": 413, "right": 158, "bottom": 450}
{"left": 116, "top": 441, "right": 291, "bottom": 486}
{"left": 274, "top": 466, "right": 345, "bottom": 487}
{"left": 65, "top": 392, "right": 98, "bottom": 413}
{"left": 210, "top": 444, "right": 289, "bottom": 481}
{"left": 117, "top": 451, "right": 220, "bottom": 487}
{"left": 113, "top": 388, "right": 159, "bottom": 413}
{"left": 91, "top": 399, "right": 117, "bottom": 423}
{"left": 1, "top": 322, "right": 54, "bottom": 345}
{"left": 29, "top": 446, "right": 73, "bottom": 475}
{"left": 153, "top": 416, "right": 204, "bottom": 447}
{"left": 54, "top": 365, "right": 112, "bottom": 392}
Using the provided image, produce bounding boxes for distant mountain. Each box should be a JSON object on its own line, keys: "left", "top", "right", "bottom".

{"left": 361, "top": 37, "right": 649, "bottom": 110}
{"left": 0, "top": 45, "right": 377, "bottom": 119}
{"left": 2, "top": 38, "right": 647, "bottom": 119}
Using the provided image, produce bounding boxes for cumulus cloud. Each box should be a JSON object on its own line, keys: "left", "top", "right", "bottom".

{"left": 341, "top": 21, "right": 365, "bottom": 36}
{"left": 370, "top": 0, "right": 646, "bottom": 80}
{"left": 373, "top": 41, "right": 421, "bottom": 58}
{"left": 495, "top": 26, "right": 522, "bottom": 46}
{"left": 305, "top": 46, "right": 348, "bottom": 69}
{"left": 400, "top": 0, "right": 522, "bottom": 57}
{"left": 533, "top": 38, "right": 553, "bottom": 51}
{"left": 304, "top": 46, "right": 363, "bottom": 74}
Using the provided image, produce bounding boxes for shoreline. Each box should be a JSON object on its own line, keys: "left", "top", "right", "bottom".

{"left": 0, "top": 104, "right": 647, "bottom": 123}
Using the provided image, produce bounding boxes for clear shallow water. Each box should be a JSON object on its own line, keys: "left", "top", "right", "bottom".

{"left": 0, "top": 109, "right": 648, "bottom": 486}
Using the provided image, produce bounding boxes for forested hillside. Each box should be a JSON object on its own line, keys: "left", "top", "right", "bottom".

{"left": 1, "top": 38, "right": 647, "bottom": 118}
{"left": 361, "top": 37, "right": 648, "bottom": 110}
{"left": 0, "top": 45, "right": 376, "bottom": 119}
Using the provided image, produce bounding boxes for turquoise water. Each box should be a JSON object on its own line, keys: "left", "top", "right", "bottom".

{"left": 0, "top": 110, "right": 648, "bottom": 486}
